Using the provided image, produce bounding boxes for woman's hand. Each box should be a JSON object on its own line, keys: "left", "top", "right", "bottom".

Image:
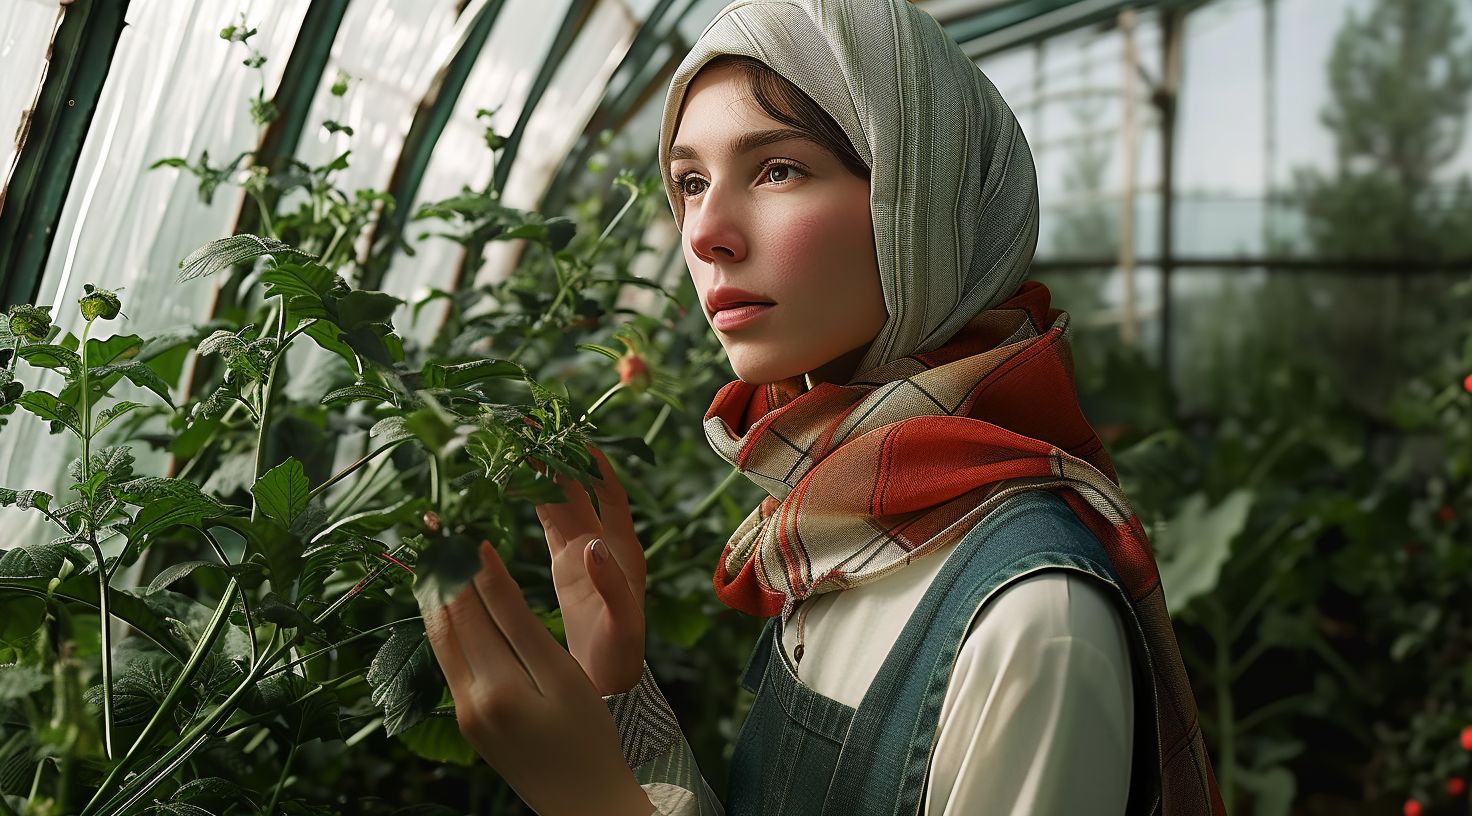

{"left": 532, "top": 444, "right": 648, "bottom": 695}
{"left": 417, "top": 539, "right": 655, "bottom": 816}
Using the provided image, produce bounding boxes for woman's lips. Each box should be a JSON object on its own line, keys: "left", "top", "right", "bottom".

{"left": 712, "top": 303, "right": 775, "bottom": 331}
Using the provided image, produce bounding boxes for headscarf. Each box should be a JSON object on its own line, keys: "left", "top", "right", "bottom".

{"left": 657, "top": 0, "right": 1038, "bottom": 380}
{"left": 662, "top": 2, "right": 1227, "bottom": 814}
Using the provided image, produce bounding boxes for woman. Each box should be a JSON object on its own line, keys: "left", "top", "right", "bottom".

{"left": 415, "top": 1, "right": 1228, "bottom": 814}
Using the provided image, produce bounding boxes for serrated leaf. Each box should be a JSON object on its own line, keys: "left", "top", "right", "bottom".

{"left": 17, "top": 391, "right": 82, "bottom": 436}
{"left": 94, "top": 401, "right": 146, "bottom": 434}
{"left": 368, "top": 416, "right": 414, "bottom": 443}
{"left": 251, "top": 457, "right": 310, "bottom": 528}
{"left": 89, "top": 361, "right": 175, "bottom": 407}
{"left": 0, "top": 541, "right": 71, "bottom": 580}
{"left": 178, "top": 234, "right": 314, "bottom": 282}
{"left": 259, "top": 261, "right": 335, "bottom": 302}
{"left": 146, "top": 560, "right": 220, "bottom": 594}
{"left": 420, "top": 359, "right": 524, "bottom": 389}
{"left": 320, "top": 382, "right": 395, "bottom": 407}
{"left": 335, "top": 290, "right": 402, "bottom": 330}
{"left": 116, "top": 477, "right": 235, "bottom": 541}
{"left": 366, "top": 623, "right": 440, "bottom": 736}
{"left": 17, "top": 344, "right": 82, "bottom": 377}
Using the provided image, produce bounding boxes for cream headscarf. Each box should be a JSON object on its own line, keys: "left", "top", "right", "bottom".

{"left": 657, "top": 0, "right": 1040, "bottom": 381}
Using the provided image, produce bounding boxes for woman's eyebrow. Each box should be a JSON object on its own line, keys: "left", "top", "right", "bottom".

{"left": 668, "top": 127, "right": 816, "bottom": 164}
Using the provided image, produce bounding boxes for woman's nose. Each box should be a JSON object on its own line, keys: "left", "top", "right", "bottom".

{"left": 685, "top": 190, "right": 748, "bottom": 265}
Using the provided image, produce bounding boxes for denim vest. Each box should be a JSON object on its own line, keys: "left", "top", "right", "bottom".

{"left": 725, "top": 490, "right": 1161, "bottom": 816}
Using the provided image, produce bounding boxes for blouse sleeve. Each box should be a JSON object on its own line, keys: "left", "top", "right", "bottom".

{"left": 925, "top": 571, "right": 1136, "bottom": 816}
{"left": 603, "top": 661, "right": 727, "bottom": 816}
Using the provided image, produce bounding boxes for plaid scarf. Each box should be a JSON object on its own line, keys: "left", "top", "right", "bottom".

{"left": 702, "top": 279, "right": 1228, "bottom": 815}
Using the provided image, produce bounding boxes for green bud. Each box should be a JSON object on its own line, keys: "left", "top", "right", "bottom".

{"left": 7, "top": 304, "right": 53, "bottom": 341}
{"left": 79, "top": 283, "right": 122, "bottom": 321}
{"left": 220, "top": 25, "right": 237, "bottom": 40}
{"left": 330, "top": 70, "right": 350, "bottom": 97}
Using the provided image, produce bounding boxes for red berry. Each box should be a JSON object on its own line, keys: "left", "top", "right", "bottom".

{"left": 617, "top": 353, "right": 650, "bottom": 391}
{"left": 1463, "top": 372, "right": 1472, "bottom": 394}
{"left": 1461, "top": 724, "right": 1472, "bottom": 751}
{"left": 1404, "top": 798, "right": 1422, "bottom": 816}
{"left": 1448, "top": 776, "right": 1466, "bottom": 797}
{"left": 1437, "top": 505, "right": 1456, "bottom": 525}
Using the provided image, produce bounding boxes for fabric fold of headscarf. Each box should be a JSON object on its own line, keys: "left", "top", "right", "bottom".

{"left": 664, "top": 1, "right": 1226, "bottom": 813}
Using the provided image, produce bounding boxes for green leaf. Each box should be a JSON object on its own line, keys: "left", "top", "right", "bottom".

{"left": 169, "top": 777, "right": 251, "bottom": 811}
{"left": 335, "top": 290, "right": 403, "bottom": 330}
{"left": 116, "top": 477, "right": 236, "bottom": 541}
{"left": 302, "top": 319, "right": 358, "bottom": 367}
{"left": 1154, "top": 489, "right": 1254, "bottom": 613}
{"left": 94, "top": 401, "right": 146, "bottom": 434}
{"left": 17, "top": 344, "right": 82, "bottom": 377}
{"left": 212, "top": 516, "right": 300, "bottom": 595}
{"left": 0, "top": 541, "right": 73, "bottom": 580}
{"left": 254, "top": 591, "right": 323, "bottom": 634}
{"left": 251, "top": 457, "right": 310, "bottom": 528}
{"left": 259, "top": 261, "right": 335, "bottom": 302}
{"left": 321, "top": 382, "right": 395, "bottom": 407}
{"left": 366, "top": 622, "right": 441, "bottom": 737}
{"left": 17, "top": 391, "right": 82, "bottom": 436}
{"left": 0, "top": 487, "right": 55, "bottom": 513}
{"left": 146, "top": 560, "right": 220, "bottom": 594}
{"left": 0, "top": 577, "right": 192, "bottom": 662}
{"left": 575, "top": 343, "right": 623, "bottom": 363}
{"left": 90, "top": 361, "right": 175, "bottom": 407}
{"left": 178, "top": 234, "right": 314, "bottom": 282}
{"left": 420, "top": 358, "right": 524, "bottom": 389}
{"left": 368, "top": 416, "right": 414, "bottom": 444}
{"left": 84, "top": 334, "right": 144, "bottom": 367}
{"left": 398, "top": 709, "right": 477, "bottom": 766}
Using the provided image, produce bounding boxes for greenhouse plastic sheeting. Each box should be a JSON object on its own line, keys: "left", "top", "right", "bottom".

{"left": 0, "top": 0, "right": 311, "bottom": 545}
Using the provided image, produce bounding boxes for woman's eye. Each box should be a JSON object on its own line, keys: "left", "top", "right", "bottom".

{"left": 765, "top": 164, "right": 797, "bottom": 184}
{"left": 675, "top": 161, "right": 805, "bottom": 199}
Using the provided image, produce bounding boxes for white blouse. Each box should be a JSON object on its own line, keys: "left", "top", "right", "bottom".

{"left": 604, "top": 536, "right": 1137, "bottom": 816}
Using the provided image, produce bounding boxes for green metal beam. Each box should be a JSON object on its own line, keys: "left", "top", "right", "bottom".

{"left": 180, "top": 0, "right": 352, "bottom": 407}
{"left": 538, "top": 0, "right": 694, "bottom": 217}
{"left": 358, "top": 0, "right": 506, "bottom": 291}
{"left": 489, "top": 0, "right": 599, "bottom": 197}
{"left": 229, "top": 0, "right": 352, "bottom": 243}
{"left": 0, "top": 1, "right": 130, "bottom": 310}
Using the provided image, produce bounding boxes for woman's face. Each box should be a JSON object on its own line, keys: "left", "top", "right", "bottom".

{"left": 668, "top": 63, "right": 886, "bottom": 387}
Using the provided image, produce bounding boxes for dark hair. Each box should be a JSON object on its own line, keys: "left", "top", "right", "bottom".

{"left": 695, "top": 54, "right": 870, "bottom": 182}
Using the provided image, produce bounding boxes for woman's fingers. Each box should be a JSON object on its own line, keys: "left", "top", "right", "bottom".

{"left": 584, "top": 539, "right": 639, "bottom": 621}
{"left": 471, "top": 539, "right": 567, "bottom": 695}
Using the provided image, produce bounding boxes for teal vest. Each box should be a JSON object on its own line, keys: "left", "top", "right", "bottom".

{"left": 725, "top": 490, "right": 1161, "bottom": 815}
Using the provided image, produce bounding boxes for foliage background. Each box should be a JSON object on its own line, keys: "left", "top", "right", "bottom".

{"left": 0, "top": 0, "right": 1470, "bottom": 814}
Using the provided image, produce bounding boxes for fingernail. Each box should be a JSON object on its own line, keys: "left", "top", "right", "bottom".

{"left": 589, "top": 538, "right": 607, "bottom": 564}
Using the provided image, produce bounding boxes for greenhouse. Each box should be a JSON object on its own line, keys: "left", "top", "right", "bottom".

{"left": 1, "top": 0, "right": 1469, "bottom": 813}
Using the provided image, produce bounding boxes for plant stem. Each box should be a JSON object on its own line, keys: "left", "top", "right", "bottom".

{"left": 642, "top": 403, "right": 672, "bottom": 448}
{"left": 77, "top": 318, "right": 118, "bottom": 762}
{"left": 250, "top": 298, "right": 288, "bottom": 523}
{"left": 258, "top": 615, "right": 421, "bottom": 682}
{"left": 644, "top": 466, "right": 743, "bottom": 563}
{"left": 305, "top": 438, "right": 407, "bottom": 503}
{"left": 583, "top": 382, "right": 627, "bottom": 420}
{"left": 86, "top": 580, "right": 242, "bottom": 808}
{"left": 262, "top": 725, "right": 300, "bottom": 815}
